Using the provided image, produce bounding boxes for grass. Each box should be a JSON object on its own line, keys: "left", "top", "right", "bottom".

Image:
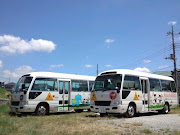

{"left": 0, "top": 104, "right": 180, "bottom": 135}
{"left": 0, "top": 88, "right": 10, "bottom": 99}
{"left": 140, "top": 129, "right": 152, "bottom": 134}
{"left": 170, "top": 106, "right": 180, "bottom": 114}
{"left": 0, "top": 104, "right": 122, "bottom": 135}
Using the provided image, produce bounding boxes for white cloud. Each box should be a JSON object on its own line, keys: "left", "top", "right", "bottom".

{"left": 168, "top": 21, "right": 177, "bottom": 25}
{"left": 85, "top": 64, "right": 93, "bottom": 68}
{"left": 50, "top": 64, "right": 64, "bottom": 68}
{"left": 3, "top": 65, "right": 35, "bottom": 79}
{"left": 105, "top": 39, "right": 114, "bottom": 43}
{"left": 105, "top": 64, "right": 112, "bottom": 67}
{"left": 134, "top": 67, "right": 150, "bottom": 73}
{"left": 0, "top": 60, "right": 2, "bottom": 68}
{"left": 143, "top": 59, "right": 151, "bottom": 64}
{"left": 158, "top": 65, "right": 169, "bottom": 69}
{"left": 0, "top": 35, "right": 56, "bottom": 54}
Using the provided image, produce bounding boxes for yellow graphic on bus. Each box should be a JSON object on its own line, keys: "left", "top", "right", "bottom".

{"left": 133, "top": 92, "right": 139, "bottom": 100}
{"left": 91, "top": 92, "right": 97, "bottom": 101}
{"left": 46, "top": 92, "right": 53, "bottom": 100}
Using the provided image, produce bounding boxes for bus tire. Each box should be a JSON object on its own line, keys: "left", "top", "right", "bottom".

{"left": 162, "top": 103, "right": 169, "bottom": 114}
{"left": 74, "top": 109, "right": 83, "bottom": 113}
{"left": 125, "top": 104, "right": 135, "bottom": 118}
{"left": 35, "top": 103, "right": 49, "bottom": 116}
{"left": 100, "top": 113, "right": 106, "bottom": 117}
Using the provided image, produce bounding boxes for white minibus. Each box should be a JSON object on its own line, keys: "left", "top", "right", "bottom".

{"left": 90, "top": 69, "right": 178, "bottom": 117}
{"left": 10, "top": 72, "right": 95, "bottom": 115}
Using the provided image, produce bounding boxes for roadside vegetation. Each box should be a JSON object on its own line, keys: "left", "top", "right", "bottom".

{"left": 0, "top": 88, "right": 10, "bottom": 99}
{"left": 1, "top": 103, "right": 180, "bottom": 135}
{"left": 170, "top": 106, "right": 180, "bottom": 114}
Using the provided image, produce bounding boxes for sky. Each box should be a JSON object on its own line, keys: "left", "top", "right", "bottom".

{"left": 0, "top": 0, "right": 180, "bottom": 83}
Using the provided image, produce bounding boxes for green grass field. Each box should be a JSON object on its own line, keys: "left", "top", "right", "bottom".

{"left": 0, "top": 103, "right": 180, "bottom": 135}
{"left": 0, "top": 88, "right": 10, "bottom": 99}
{"left": 0, "top": 104, "right": 121, "bottom": 135}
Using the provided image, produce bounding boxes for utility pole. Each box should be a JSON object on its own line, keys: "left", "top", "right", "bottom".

{"left": 97, "top": 64, "right": 99, "bottom": 76}
{"left": 166, "top": 25, "right": 180, "bottom": 105}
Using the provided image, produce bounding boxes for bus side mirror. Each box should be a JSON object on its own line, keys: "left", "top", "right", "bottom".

{"left": 117, "top": 89, "right": 120, "bottom": 93}
{"left": 116, "top": 82, "right": 121, "bottom": 93}
{"left": 21, "top": 84, "right": 27, "bottom": 94}
{"left": 115, "top": 87, "right": 120, "bottom": 93}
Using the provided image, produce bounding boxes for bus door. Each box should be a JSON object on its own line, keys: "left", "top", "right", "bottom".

{"left": 58, "top": 79, "right": 70, "bottom": 111}
{"left": 140, "top": 78, "right": 149, "bottom": 112}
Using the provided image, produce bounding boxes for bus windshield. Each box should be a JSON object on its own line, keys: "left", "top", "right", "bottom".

{"left": 94, "top": 74, "right": 122, "bottom": 91}
{"left": 14, "top": 76, "right": 33, "bottom": 92}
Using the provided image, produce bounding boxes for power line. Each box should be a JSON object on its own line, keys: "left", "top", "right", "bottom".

{"left": 118, "top": 46, "right": 171, "bottom": 69}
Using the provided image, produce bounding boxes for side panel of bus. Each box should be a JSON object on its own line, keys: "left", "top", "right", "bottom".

{"left": 70, "top": 92, "right": 90, "bottom": 110}
{"left": 28, "top": 77, "right": 59, "bottom": 113}
{"left": 149, "top": 91, "right": 178, "bottom": 110}
{"left": 121, "top": 75, "right": 144, "bottom": 113}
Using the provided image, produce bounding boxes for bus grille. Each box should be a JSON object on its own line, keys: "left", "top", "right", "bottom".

{"left": 11, "top": 101, "right": 20, "bottom": 106}
{"left": 95, "top": 101, "right": 111, "bottom": 106}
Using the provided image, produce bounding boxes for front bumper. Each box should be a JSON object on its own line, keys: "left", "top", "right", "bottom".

{"left": 10, "top": 105, "right": 29, "bottom": 113}
{"left": 90, "top": 105, "right": 127, "bottom": 114}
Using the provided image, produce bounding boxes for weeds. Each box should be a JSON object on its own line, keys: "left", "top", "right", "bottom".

{"left": 0, "top": 104, "right": 179, "bottom": 135}
{"left": 140, "top": 128, "right": 152, "bottom": 134}
{"left": 0, "top": 88, "right": 10, "bottom": 99}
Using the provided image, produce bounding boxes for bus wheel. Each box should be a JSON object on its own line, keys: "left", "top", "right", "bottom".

{"left": 35, "top": 104, "right": 48, "bottom": 116}
{"left": 162, "top": 103, "right": 169, "bottom": 114}
{"left": 74, "top": 109, "right": 83, "bottom": 113}
{"left": 125, "top": 104, "right": 135, "bottom": 118}
{"left": 100, "top": 113, "right": 106, "bottom": 117}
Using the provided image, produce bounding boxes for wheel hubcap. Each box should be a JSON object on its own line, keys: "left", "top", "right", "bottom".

{"left": 128, "top": 106, "right": 134, "bottom": 117}
{"left": 38, "top": 106, "right": 46, "bottom": 115}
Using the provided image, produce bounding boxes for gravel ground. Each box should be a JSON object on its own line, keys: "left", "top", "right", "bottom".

{"left": 97, "top": 113, "right": 180, "bottom": 132}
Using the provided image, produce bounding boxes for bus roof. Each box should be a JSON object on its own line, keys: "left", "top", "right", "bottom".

{"left": 25, "top": 72, "right": 96, "bottom": 81}
{"left": 99, "top": 69, "right": 174, "bottom": 81}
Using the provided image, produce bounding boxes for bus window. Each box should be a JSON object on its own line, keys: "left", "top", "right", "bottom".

{"left": 149, "top": 79, "right": 161, "bottom": 92}
{"left": 94, "top": 74, "right": 122, "bottom": 91}
{"left": 171, "top": 81, "right": 176, "bottom": 92}
{"left": 64, "top": 82, "right": 69, "bottom": 94}
{"left": 161, "top": 80, "right": 171, "bottom": 92}
{"left": 59, "top": 81, "right": 63, "bottom": 94}
{"left": 14, "top": 76, "right": 33, "bottom": 92}
{"left": 71, "top": 80, "right": 88, "bottom": 92}
{"left": 123, "top": 75, "right": 140, "bottom": 90}
{"left": 89, "top": 81, "right": 94, "bottom": 91}
{"left": 31, "top": 78, "right": 58, "bottom": 91}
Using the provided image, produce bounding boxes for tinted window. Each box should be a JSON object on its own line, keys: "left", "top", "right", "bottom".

{"left": 71, "top": 80, "right": 88, "bottom": 92}
{"left": 89, "top": 81, "right": 94, "bottom": 91}
{"left": 31, "top": 78, "right": 57, "bottom": 91}
{"left": 123, "top": 75, "right": 140, "bottom": 90}
{"left": 94, "top": 74, "right": 122, "bottom": 91}
{"left": 14, "top": 77, "right": 33, "bottom": 92}
{"left": 149, "top": 79, "right": 161, "bottom": 91}
{"left": 161, "top": 80, "right": 171, "bottom": 92}
{"left": 171, "top": 81, "right": 176, "bottom": 92}
{"left": 64, "top": 82, "right": 69, "bottom": 94}
{"left": 59, "top": 81, "right": 63, "bottom": 94}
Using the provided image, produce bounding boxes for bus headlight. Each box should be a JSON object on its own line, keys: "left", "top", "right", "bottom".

{"left": 20, "top": 101, "right": 27, "bottom": 106}
{"left": 111, "top": 101, "right": 120, "bottom": 105}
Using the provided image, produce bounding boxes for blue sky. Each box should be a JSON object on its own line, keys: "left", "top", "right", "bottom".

{"left": 0, "top": 0, "right": 180, "bottom": 83}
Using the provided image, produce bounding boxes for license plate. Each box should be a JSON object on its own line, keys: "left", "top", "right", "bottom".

{"left": 99, "top": 108, "right": 105, "bottom": 113}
